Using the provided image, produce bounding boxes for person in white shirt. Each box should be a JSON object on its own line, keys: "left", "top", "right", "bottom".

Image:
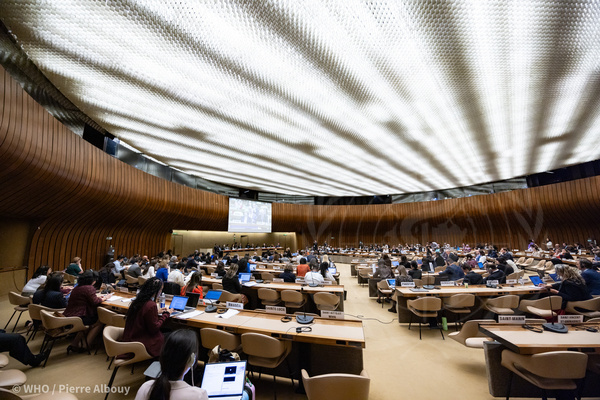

{"left": 22, "top": 266, "right": 51, "bottom": 296}
{"left": 135, "top": 330, "right": 208, "bottom": 400}
{"left": 304, "top": 263, "right": 325, "bottom": 285}
{"left": 167, "top": 264, "right": 185, "bottom": 288}
{"left": 112, "top": 255, "right": 126, "bottom": 274}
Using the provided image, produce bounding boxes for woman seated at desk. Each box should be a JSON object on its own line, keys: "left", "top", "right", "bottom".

{"left": 408, "top": 260, "right": 422, "bottom": 280}
{"left": 373, "top": 259, "right": 394, "bottom": 279}
{"left": 215, "top": 261, "right": 226, "bottom": 277}
{"left": 319, "top": 262, "right": 335, "bottom": 281}
{"left": 22, "top": 266, "right": 51, "bottom": 296}
{"left": 222, "top": 264, "right": 249, "bottom": 305}
{"left": 181, "top": 271, "right": 203, "bottom": 298}
{"left": 123, "top": 277, "right": 170, "bottom": 357}
{"left": 32, "top": 273, "right": 67, "bottom": 309}
{"left": 540, "top": 264, "right": 591, "bottom": 310}
{"left": 279, "top": 263, "right": 296, "bottom": 283}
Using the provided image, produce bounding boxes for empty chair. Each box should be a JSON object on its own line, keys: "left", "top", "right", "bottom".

{"left": 515, "top": 257, "right": 526, "bottom": 265}
{"left": 501, "top": 350, "right": 588, "bottom": 400}
{"left": 412, "top": 278, "right": 423, "bottom": 287}
{"left": 357, "top": 269, "right": 371, "bottom": 286}
{"left": 443, "top": 294, "right": 475, "bottom": 329}
{"left": 281, "top": 290, "right": 307, "bottom": 312}
{"left": 518, "top": 296, "right": 563, "bottom": 319}
{"left": 301, "top": 369, "right": 370, "bottom": 400}
{"left": 212, "top": 282, "right": 223, "bottom": 290}
{"left": 241, "top": 333, "right": 293, "bottom": 399}
{"left": 564, "top": 297, "right": 600, "bottom": 319}
{"left": 261, "top": 272, "right": 275, "bottom": 282}
{"left": 0, "top": 368, "right": 26, "bottom": 389}
{"left": 39, "top": 310, "right": 90, "bottom": 367}
{"left": 314, "top": 293, "right": 340, "bottom": 311}
{"left": 137, "top": 276, "right": 148, "bottom": 285}
{"left": 421, "top": 275, "right": 435, "bottom": 286}
{"left": 4, "top": 292, "right": 31, "bottom": 332}
{"left": 407, "top": 297, "right": 444, "bottom": 340}
{"left": 448, "top": 319, "right": 496, "bottom": 348}
{"left": 200, "top": 328, "right": 241, "bottom": 355}
{"left": 125, "top": 274, "right": 139, "bottom": 287}
{"left": 0, "top": 354, "right": 8, "bottom": 368}
{"left": 518, "top": 258, "right": 534, "bottom": 268}
{"left": 218, "top": 290, "right": 243, "bottom": 304}
{"left": 258, "top": 288, "right": 281, "bottom": 307}
{"left": 26, "top": 304, "right": 65, "bottom": 343}
{"left": 97, "top": 307, "right": 126, "bottom": 328}
{"left": 103, "top": 326, "right": 153, "bottom": 400}
{"left": 206, "top": 266, "right": 216, "bottom": 275}
{"left": 530, "top": 259, "right": 546, "bottom": 271}
{"left": 482, "top": 295, "right": 520, "bottom": 316}
{"left": 434, "top": 266, "right": 445, "bottom": 273}
{"left": 376, "top": 280, "right": 393, "bottom": 307}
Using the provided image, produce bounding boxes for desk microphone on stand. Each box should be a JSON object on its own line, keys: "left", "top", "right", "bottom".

{"left": 296, "top": 287, "right": 314, "bottom": 324}
{"left": 542, "top": 295, "right": 568, "bottom": 334}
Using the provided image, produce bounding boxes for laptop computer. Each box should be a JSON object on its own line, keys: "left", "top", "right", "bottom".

{"left": 248, "top": 264, "right": 256, "bottom": 272}
{"left": 391, "top": 261, "right": 399, "bottom": 267}
{"left": 204, "top": 290, "right": 222, "bottom": 302}
{"left": 186, "top": 292, "right": 200, "bottom": 310}
{"left": 477, "top": 262, "right": 484, "bottom": 269}
{"left": 328, "top": 267, "right": 337, "bottom": 274}
{"left": 201, "top": 361, "right": 247, "bottom": 400}
{"left": 548, "top": 273, "right": 561, "bottom": 282}
{"left": 168, "top": 295, "right": 189, "bottom": 316}
{"left": 387, "top": 278, "right": 396, "bottom": 288}
{"left": 238, "top": 273, "right": 251, "bottom": 283}
{"left": 529, "top": 276, "right": 543, "bottom": 286}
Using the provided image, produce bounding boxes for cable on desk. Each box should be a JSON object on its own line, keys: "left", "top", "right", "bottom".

{"left": 345, "top": 314, "right": 397, "bottom": 324}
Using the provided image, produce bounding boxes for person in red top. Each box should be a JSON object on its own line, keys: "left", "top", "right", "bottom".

{"left": 63, "top": 270, "right": 111, "bottom": 352}
{"left": 122, "top": 277, "right": 170, "bottom": 357}
{"left": 181, "top": 271, "right": 203, "bottom": 298}
{"left": 296, "top": 258, "right": 310, "bottom": 277}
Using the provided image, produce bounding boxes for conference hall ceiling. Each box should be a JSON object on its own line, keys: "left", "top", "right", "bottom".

{"left": 2, "top": 1, "right": 600, "bottom": 196}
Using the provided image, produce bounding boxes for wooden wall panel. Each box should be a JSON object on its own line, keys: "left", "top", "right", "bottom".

{"left": 2, "top": 64, "right": 600, "bottom": 279}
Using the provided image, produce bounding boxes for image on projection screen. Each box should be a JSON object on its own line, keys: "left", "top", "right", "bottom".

{"left": 228, "top": 198, "right": 272, "bottom": 233}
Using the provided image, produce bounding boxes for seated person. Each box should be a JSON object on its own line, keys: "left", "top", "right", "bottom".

{"left": 319, "top": 262, "right": 335, "bottom": 281}
{"left": 22, "top": 266, "right": 51, "bottom": 296}
{"left": 438, "top": 262, "right": 464, "bottom": 281}
{"left": 304, "top": 263, "right": 325, "bottom": 285}
{"left": 0, "top": 330, "right": 48, "bottom": 367}
{"left": 278, "top": 264, "right": 296, "bottom": 283}
{"left": 578, "top": 258, "right": 600, "bottom": 296}
{"left": 483, "top": 263, "right": 505, "bottom": 284}
{"left": 296, "top": 258, "right": 310, "bottom": 277}
{"left": 33, "top": 273, "right": 67, "bottom": 309}
{"left": 135, "top": 329, "right": 208, "bottom": 400}
{"left": 65, "top": 257, "right": 83, "bottom": 276}
{"left": 181, "top": 271, "right": 203, "bottom": 298}
{"left": 156, "top": 262, "right": 170, "bottom": 282}
{"left": 496, "top": 257, "right": 514, "bottom": 276}
{"left": 407, "top": 260, "right": 422, "bottom": 280}
{"left": 99, "top": 263, "right": 117, "bottom": 286}
{"left": 540, "top": 264, "right": 592, "bottom": 310}
{"left": 214, "top": 261, "right": 226, "bottom": 277}
{"left": 168, "top": 263, "right": 186, "bottom": 288}
{"left": 127, "top": 258, "right": 143, "bottom": 278}
{"left": 222, "top": 263, "right": 242, "bottom": 294}
{"left": 461, "top": 264, "right": 483, "bottom": 285}
{"left": 123, "top": 278, "right": 170, "bottom": 357}
{"left": 142, "top": 262, "right": 156, "bottom": 278}
{"left": 388, "top": 266, "right": 413, "bottom": 313}
{"left": 63, "top": 270, "right": 111, "bottom": 352}
{"left": 463, "top": 254, "right": 478, "bottom": 270}
{"left": 373, "top": 259, "right": 394, "bottom": 279}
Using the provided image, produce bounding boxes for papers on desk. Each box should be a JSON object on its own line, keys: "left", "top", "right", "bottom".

{"left": 176, "top": 310, "right": 204, "bottom": 319}
{"left": 121, "top": 298, "right": 133, "bottom": 303}
{"left": 410, "top": 288, "right": 429, "bottom": 292}
{"left": 107, "top": 295, "right": 124, "bottom": 302}
{"left": 242, "top": 281, "right": 258, "bottom": 287}
{"left": 216, "top": 309, "right": 239, "bottom": 319}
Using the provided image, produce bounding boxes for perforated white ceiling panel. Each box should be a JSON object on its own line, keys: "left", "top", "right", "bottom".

{"left": 2, "top": 1, "right": 600, "bottom": 196}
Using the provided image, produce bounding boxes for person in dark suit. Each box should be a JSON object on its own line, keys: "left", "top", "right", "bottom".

{"left": 483, "top": 263, "right": 505, "bottom": 284}
{"left": 278, "top": 264, "right": 296, "bottom": 283}
{"left": 33, "top": 273, "right": 67, "bottom": 309}
{"left": 438, "top": 263, "right": 464, "bottom": 281}
{"left": 408, "top": 260, "right": 422, "bottom": 280}
{"left": 461, "top": 265, "right": 483, "bottom": 285}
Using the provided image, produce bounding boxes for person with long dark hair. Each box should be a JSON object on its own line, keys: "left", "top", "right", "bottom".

{"left": 22, "top": 266, "right": 52, "bottom": 296}
{"left": 122, "top": 277, "right": 170, "bottom": 357}
{"left": 319, "top": 261, "right": 334, "bottom": 281}
{"left": 32, "top": 273, "right": 67, "bottom": 309}
{"left": 181, "top": 271, "right": 203, "bottom": 298}
{"left": 134, "top": 329, "right": 207, "bottom": 400}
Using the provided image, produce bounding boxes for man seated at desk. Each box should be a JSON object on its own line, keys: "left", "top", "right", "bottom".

{"left": 438, "top": 262, "right": 464, "bottom": 281}
{"left": 462, "top": 264, "right": 483, "bottom": 285}
{"left": 279, "top": 263, "right": 296, "bottom": 283}
{"left": 483, "top": 263, "right": 505, "bottom": 284}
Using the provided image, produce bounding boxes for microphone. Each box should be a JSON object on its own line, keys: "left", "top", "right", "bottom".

{"left": 295, "top": 287, "right": 314, "bottom": 324}
{"left": 542, "top": 294, "right": 568, "bottom": 334}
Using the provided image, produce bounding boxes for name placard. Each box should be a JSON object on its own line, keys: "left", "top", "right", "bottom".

{"left": 440, "top": 281, "right": 455, "bottom": 287}
{"left": 487, "top": 280, "right": 499, "bottom": 286}
{"left": 265, "top": 306, "right": 287, "bottom": 315}
{"left": 273, "top": 278, "right": 284, "bottom": 283}
{"left": 558, "top": 315, "right": 584, "bottom": 324}
{"left": 400, "top": 282, "right": 415, "bottom": 287}
{"left": 321, "top": 310, "right": 344, "bottom": 320}
{"left": 498, "top": 315, "right": 526, "bottom": 324}
{"left": 211, "top": 273, "right": 217, "bottom": 277}
{"left": 295, "top": 278, "right": 305, "bottom": 283}
{"left": 323, "top": 280, "right": 333, "bottom": 285}
{"left": 226, "top": 302, "right": 244, "bottom": 310}
{"left": 273, "top": 266, "right": 281, "bottom": 270}
{"left": 506, "top": 279, "right": 518, "bottom": 285}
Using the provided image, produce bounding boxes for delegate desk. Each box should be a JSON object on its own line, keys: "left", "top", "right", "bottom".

{"left": 393, "top": 284, "right": 543, "bottom": 323}
{"left": 479, "top": 323, "right": 600, "bottom": 398}
{"left": 102, "top": 294, "right": 364, "bottom": 378}
{"left": 252, "top": 266, "right": 340, "bottom": 284}
{"left": 201, "top": 276, "right": 346, "bottom": 311}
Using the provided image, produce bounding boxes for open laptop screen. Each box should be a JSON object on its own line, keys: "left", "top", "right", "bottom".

{"left": 529, "top": 276, "right": 543, "bottom": 286}
{"left": 204, "top": 290, "right": 222, "bottom": 301}
{"left": 201, "top": 361, "right": 247, "bottom": 399}
{"left": 391, "top": 261, "right": 399, "bottom": 267}
{"left": 238, "top": 273, "right": 251, "bottom": 283}
{"left": 169, "top": 295, "right": 188, "bottom": 311}
{"left": 328, "top": 267, "right": 337, "bottom": 274}
{"left": 387, "top": 278, "right": 396, "bottom": 288}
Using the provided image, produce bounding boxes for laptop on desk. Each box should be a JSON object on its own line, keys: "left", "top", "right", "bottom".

{"left": 238, "top": 273, "right": 251, "bottom": 283}
{"left": 168, "top": 295, "right": 189, "bottom": 316}
{"left": 328, "top": 267, "right": 337, "bottom": 274}
{"left": 529, "top": 276, "right": 543, "bottom": 286}
{"left": 186, "top": 292, "right": 200, "bottom": 310}
{"left": 201, "top": 361, "right": 247, "bottom": 400}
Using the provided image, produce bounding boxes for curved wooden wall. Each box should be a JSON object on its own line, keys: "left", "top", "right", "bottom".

{"left": 2, "top": 65, "right": 599, "bottom": 277}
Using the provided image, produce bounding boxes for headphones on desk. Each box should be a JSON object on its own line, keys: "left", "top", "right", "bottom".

{"left": 216, "top": 308, "right": 228, "bottom": 315}
{"left": 281, "top": 315, "right": 292, "bottom": 322}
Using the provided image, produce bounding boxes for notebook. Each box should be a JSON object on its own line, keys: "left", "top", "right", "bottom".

{"left": 201, "top": 361, "right": 247, "bottom": 400}
{"left": 529, "top": 276, "right": 543, "bottom": 286}
{"left": 168, "top": 295, "right": 188, "bottom": 316}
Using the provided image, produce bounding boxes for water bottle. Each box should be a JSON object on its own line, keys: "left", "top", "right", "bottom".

{"left": 159, "top": 293, "right": 166, "bottom": 309}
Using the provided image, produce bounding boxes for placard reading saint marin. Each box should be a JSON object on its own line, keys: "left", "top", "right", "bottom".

{"left": 228, "top": 198, "right": 272, "bottom": 233}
